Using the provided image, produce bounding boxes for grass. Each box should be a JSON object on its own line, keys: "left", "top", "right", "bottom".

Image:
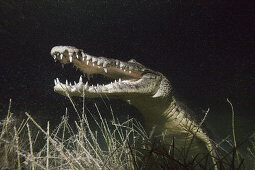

{"left": 0, "top": 98, "right": 254, "bottom": 169}
{"left": 0, "top": 98, "right": 147, "bottom": 169}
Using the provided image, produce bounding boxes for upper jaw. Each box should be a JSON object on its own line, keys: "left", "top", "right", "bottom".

{"left": 50, "top": 46, "right": 145, "bottom": 80}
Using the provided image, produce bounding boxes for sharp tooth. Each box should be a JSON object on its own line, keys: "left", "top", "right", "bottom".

{"left": 60, "top": 53, "right": 63, "bottom": 60}
{"left": 82, "top": 53, "right": 85, "bottom": 61}
{"left": 103, "top": 67, "right": 107, "bottom": 73}
{"left": 66, "top": 80, "right": 68, "bottom": 86}
{"left": 97, "top": 60, "right": 102, "bottom": 66}
{"left": 79, "top": 76, "right": 82, "bottom": 83}
{"left": 69, "top": 56, "right": 72, "bottom": 62}
{"left": 120, "top": 62, "right": 124, "bottom": 68}
{"left": 76, "top": 54, "right": 79, "bottom": 59}
{"left": 84, "top": 82, "right": 88, "bottom": 89}
{"left": 103, "top": 62, "right": 108, "bottom": 67}
{"left": 97, "top": 84, "right": 99, "bottom": 87}
{"left": 56, "top": 78, "right": 60, "bottom": 83}
{"left": 115, "top": 60, "right": 120, "bottom": 66}
{"left": 87, "top": 61, "right": 89, "bottom": 65}
{"left": 115, "top": 80, "right": 117, "bottom": 83}
{"left": 119, "top": 78, "right": 121, "bottom": 83}
{"left": 86, "top": 54, "right": 91, "bottom": 60}
{"left": 92, "top": 57, "right": 97, "bottom": 63}
{"left": 54, "top": 79, "right": 57, "bottom": 85}
{"left": 74, "top": 81, "right": 77, "bottom": 85}
{"left": 53, "top": 55, "right": 56, "bottom": 60}
{"left": 69, "top": 82, "right": 72, "bottom": 86}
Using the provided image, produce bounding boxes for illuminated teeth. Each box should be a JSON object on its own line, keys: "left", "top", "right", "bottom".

{"left": 97, "top": 61, "right": 103, "bottom": 68}
{"left": 115, "top": 60, "right": 120, "bottom": 66}
{"left": 120, "top": 62, "right": 124, "bottom": 68}
{"left": 54, "top": 79, "right": 57, "bottom": 85}
{"left": 79, "top": 76, "right": 82, "bottom": 83}
{"left": 76, "top": 54, "right": 79, "bottom": 59}
{"left": 97, "top": 60, "right": 103, "bottom": 66}
{"left": 85, "top": 81, "right": 88, "bottom": 88}
{"left": 69, "top": 56, "right": 72, "bottom": 62}
{"left": 119, "top": 78, "right": 121, "bottom": 83}
{"left": 53, "top": 55, "right": 56, "bottom": 60}
{"left": 86, "top": 61, "right": 89, "bottom": 65}
{"left": 103, "top": 61, "right": 108, "bottom": 67}
{"left": 56, "top": 78, "right": 60, "bottom": 84}
{"left": 82, "top": 53, "right": 85, "bottom": 61}
{"left": 74, "top": 81, "right": 77, "bottom": 85}
{"left": 92, "top": 57, "right": 97, "bottom": 63}
{"left": 103, "top": 67, "right": 107, "bottom": 73}
{"left": 86, "top": 54, "right": 91, "bottom": 60}
{"left": 66, "top": 80, "right": 68, "bottom": 86}
{"left": 60, "top": 53, "right": 63, "bottom": 60}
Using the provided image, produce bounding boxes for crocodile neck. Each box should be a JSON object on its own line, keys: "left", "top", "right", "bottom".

{"left": 132, "top": 96, "right": 214, "bottom": 159}
{"left": 126, "top": 95, "right": 174, "bottom": 131}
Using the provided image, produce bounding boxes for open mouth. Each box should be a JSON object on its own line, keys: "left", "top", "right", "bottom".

{"left": 50, "top": 46, "right": 147, "bottom": 96}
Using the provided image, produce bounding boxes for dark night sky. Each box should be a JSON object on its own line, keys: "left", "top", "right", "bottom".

{"left": 0, "top": 0, "right": 254, "bottom": 146}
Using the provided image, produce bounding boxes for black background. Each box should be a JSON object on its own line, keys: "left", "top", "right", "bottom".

{"left": 0, "top": 0, "right": 254, "bottom": 159}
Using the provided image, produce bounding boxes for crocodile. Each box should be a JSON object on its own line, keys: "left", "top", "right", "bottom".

{"left": 50, "top": 46, "right": 218, "bottom": 169}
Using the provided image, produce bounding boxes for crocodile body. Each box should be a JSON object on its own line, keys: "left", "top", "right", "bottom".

{"left": 50, "top": 46, "right": 217, "bottom": 169}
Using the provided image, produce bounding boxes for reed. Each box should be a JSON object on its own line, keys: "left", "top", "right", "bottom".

{"left": 0, "top": 98, "right": 252, "bottom": 169}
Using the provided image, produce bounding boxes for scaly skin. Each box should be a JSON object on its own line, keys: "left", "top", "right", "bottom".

{"left": 50, "top": 46, "right": 217, "bottom": 169}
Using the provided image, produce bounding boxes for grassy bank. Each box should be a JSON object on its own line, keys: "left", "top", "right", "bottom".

{"left": 0, "top": 98, "right": 253, "bottom": 169}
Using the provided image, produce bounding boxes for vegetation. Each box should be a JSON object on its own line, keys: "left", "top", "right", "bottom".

{"left": 0, "top": 98, "right": 254, "bottom": 169}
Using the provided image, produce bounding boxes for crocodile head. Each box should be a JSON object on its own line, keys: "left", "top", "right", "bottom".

{"left": 51, "top": 46, "right": 172, "bottom": 104}
{"left": 51, "top": 46, "right": 176, "bottom": 135}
